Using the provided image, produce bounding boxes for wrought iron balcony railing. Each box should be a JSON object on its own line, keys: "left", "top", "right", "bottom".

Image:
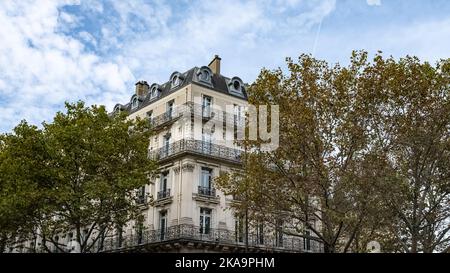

{"left": 149, "top": 139, "right": 242, "bottom": 164}
{"left": 148, "top": 102, "right": 245, "bottom": 129}
{"left": 157, "top": 189, "right": 171, "bottom": 200}
{"left": 198, "top": 186, "right": 216, "bottom": 197}
{"left": 94, "top": 224, "right": 323, "bottom": 253}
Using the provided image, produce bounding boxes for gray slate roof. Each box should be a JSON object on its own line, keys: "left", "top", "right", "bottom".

{"left": 114, "top": 67, "right": 248, "bottom": 115}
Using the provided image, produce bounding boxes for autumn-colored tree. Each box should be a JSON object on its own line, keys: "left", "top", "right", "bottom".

{"left": 0, "top": 102, "right": 157, "bottom": 253}
{"left": 367, "top": 55, "right": 450, "bottom": 253}
{"left": 216, "top": 51, "right": 450, "bottom": 253}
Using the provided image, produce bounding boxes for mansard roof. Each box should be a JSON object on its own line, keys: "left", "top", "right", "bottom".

{"left": 114, "top": 66, "right": 248, "bottom": 115}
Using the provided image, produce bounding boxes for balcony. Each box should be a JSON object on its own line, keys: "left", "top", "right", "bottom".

{"left": 157, "top": 189, "right": 171, "bottom": 200}
{"left": 154, "top": 189, "right": 172, "bottom": 207}
{"left": 149, "top": 139, "right": 242, "bottom": 164}
{"left": 148, "top": 102, "right": 245, "bottom": 130}
{"left": 194, "top": 186, "right": 219, "bottom": 204}
{"left": 95, "top": 224, "right": 324, "bottom": 253}
{"left": 149, "top": 111, "right": 180, "bottom": 129}
{"left": 198, "top": 186, "right": 216, "bottom": 197}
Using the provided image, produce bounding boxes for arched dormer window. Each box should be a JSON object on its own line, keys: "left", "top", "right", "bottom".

{"left": 131, "top": 96, "right": 139, "bottom": 109}
{"left": 197, "top": 66, "right": 212, "bottom": 84}
{"left": 228, "top": 77, "right": 244, "bottom": 94}
{"left": 170, "top": 72, "right": 183, "bottom": 89}
{"left": 149, "top": 83, "right": 161, "bottom": 100}
{"left": 114, "top": 104, "right": 125, "bottom": 115}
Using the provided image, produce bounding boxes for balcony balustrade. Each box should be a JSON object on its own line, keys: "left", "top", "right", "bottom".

{"left": 198, "top": 186, "right": 216, "bottom": 197}
{"left": 94, "top": 224, "right": 323, "bottom": 253}
{"left": 149, "top": 102, "right": 245, "bottom": 129}
{"left": 157, "top": 189, "right": 171, "bottom": 200}
{"left": 149, "top": 139, "right": 242, "bottom": 164}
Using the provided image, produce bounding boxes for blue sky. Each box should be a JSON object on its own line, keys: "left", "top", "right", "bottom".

{"left": 0, "top": 0, "right": 449, "bottom": 132}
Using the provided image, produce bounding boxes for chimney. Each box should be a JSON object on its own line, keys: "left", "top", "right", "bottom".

{"left": 208, "top": 55, "right": 221, "bottom": 75}
{"left": 135, "top": 81, "right": 149, "bottom": 97}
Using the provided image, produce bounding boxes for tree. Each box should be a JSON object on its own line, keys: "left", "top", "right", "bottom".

{"left": 0, "top": 101, "right": 157, "bottom": 253}
{"left": 368, "top": 55, "right": 450, "bottom": 253}
{"left": 216, "top": 51, "right": 450, "bottom": 253}
{"left": 0, "top": 122, "right": 51, "bottom": 252}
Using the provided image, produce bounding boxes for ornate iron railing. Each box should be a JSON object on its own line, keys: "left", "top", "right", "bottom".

{"left": 95, "top": 224, "right": 323, "bottom": 253}
{"left": 149, "top": 139, "right": 242, "bottom": 163}
{"left": 157, "top": 189, "right": 171, "bottom": 200}
{"left": 198, "top": 186, "right": 216, "bottom": 197}
{"left": 148, "top": 102, "right": 245, "bottom": 129}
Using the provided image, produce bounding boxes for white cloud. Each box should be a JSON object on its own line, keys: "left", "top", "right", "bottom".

{"left": 0, "top": 0, "right": 337, "bottom": 132}
{"left": 0, "top": 0, "right": 134, "bottom": 131}
{"left": 367, "top": 0, "right": 381, "bottom": 6}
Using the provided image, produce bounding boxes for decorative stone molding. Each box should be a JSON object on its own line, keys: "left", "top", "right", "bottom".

{"left": 173, "top": 166, "right": 181, "bottom": 174}
{"left": 182, "top": 163, "right": 195, "bottom": 172}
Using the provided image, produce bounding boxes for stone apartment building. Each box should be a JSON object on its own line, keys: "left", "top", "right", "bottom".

{"left": 8, "top": 56, "right": 323, "bottom": 253}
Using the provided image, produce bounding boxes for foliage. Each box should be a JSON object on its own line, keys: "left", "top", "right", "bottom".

{"left": 216, "top": 51, "right": 450, "bottom": 253}
{"left": 0, "top": 101, "right": 157, "bottom": 252}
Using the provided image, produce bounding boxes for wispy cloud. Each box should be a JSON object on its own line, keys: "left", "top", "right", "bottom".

{"left": 0, "top": 0, "right": 449, "bottom": 133}
{"left": 367, "top": 0, "right": 381, "bottom": 6}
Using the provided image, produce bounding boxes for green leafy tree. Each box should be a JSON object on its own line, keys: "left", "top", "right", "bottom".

{"left": 0, "top": 122, "right": 51, "bottom": 252}
{"left": 0, "top": 101, "right": 157, "bottom": 253}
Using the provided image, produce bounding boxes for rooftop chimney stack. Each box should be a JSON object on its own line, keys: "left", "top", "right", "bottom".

{"left": 208, "top": 55, "right": 221, "bottom": 75}
{"left": 135, "top": 81, "right": 149, "bottom": 97}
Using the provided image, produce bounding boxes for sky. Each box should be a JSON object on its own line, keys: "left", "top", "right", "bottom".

{"left": 0, "top": 0, "right": 449, "bottom": 132}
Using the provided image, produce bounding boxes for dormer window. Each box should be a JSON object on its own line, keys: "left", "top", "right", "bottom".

{"left": 228, "top": 77, "right": 244, "bottom": 94}
{"left": 114, "top": 104, "right": 124, "bottom": 114}
{"left": 233, "top": 80, "right": 240, "bottom": 90}
{"left": 172, "top": 75, "right": 179, "bottom": 86}
{"left": 200, "top": 71, "right": 209, "bottom": 81}
{"left": 149, "top": 83, "right": 160, "bottom": 100}
{"left": 170, "top": 72, "right": 183, "bottom": 89}
{"left": 197, "top": 66, "right": 213, "bottom": 84}
{"left": 131, "top": 97, "right": 138, "bottom": 109}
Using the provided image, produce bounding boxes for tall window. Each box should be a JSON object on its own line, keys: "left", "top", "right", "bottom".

{"left": 234, "top": 104, "right": 242, "bottom": 123}
{"left": 202, "top": 95, "right": 212, "bottom": 118}
{"left": 235, "top": 215, "right": 244, "bottom": 243}
{"left": 222, "top": 111, "right": 227, "bottom": 139}
{"left": 159, "top": 171, "right": 169, "bottom": 199}
{"left": 162, "top": 135, "right": 171, "bottom": 157}
{"left": 199, "top": 208, "right": 211, "bottom": 235}
{"left": 159, "top": 211, "right": 167, "bottom": 240}
{"left": 116, "top": 225, "right": 123, "bottom": 248}
{"left": 54, "top": 236, "right": 60, "bottom": 253}
{"left": 137, "top": 185, "right": 146, "bottom": 204}
{"left": 275, "top": 219, "right": 283, "bottom": 247}
{"left": 199, "top": 167, "right": 213, "bottom": 196}
{"left": 202, "top": 126, "right": 212, "bottom": 154}
{"left": 147, "top": 110, "right": 153, "bottom": 125}
{"left": 257, "top": 222, "right": 264, "bottom": 245}
{"left": 166, "top": 100, "right": 174, "bottom": 118}
{"left": 304, "top": 229, "right": 311, "bottom": 251}
{"left": 234, "top": 104, "right": 243, "bottom": 139}
{"left": 136, "top": 222, "right": 144, "bottom": 244}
